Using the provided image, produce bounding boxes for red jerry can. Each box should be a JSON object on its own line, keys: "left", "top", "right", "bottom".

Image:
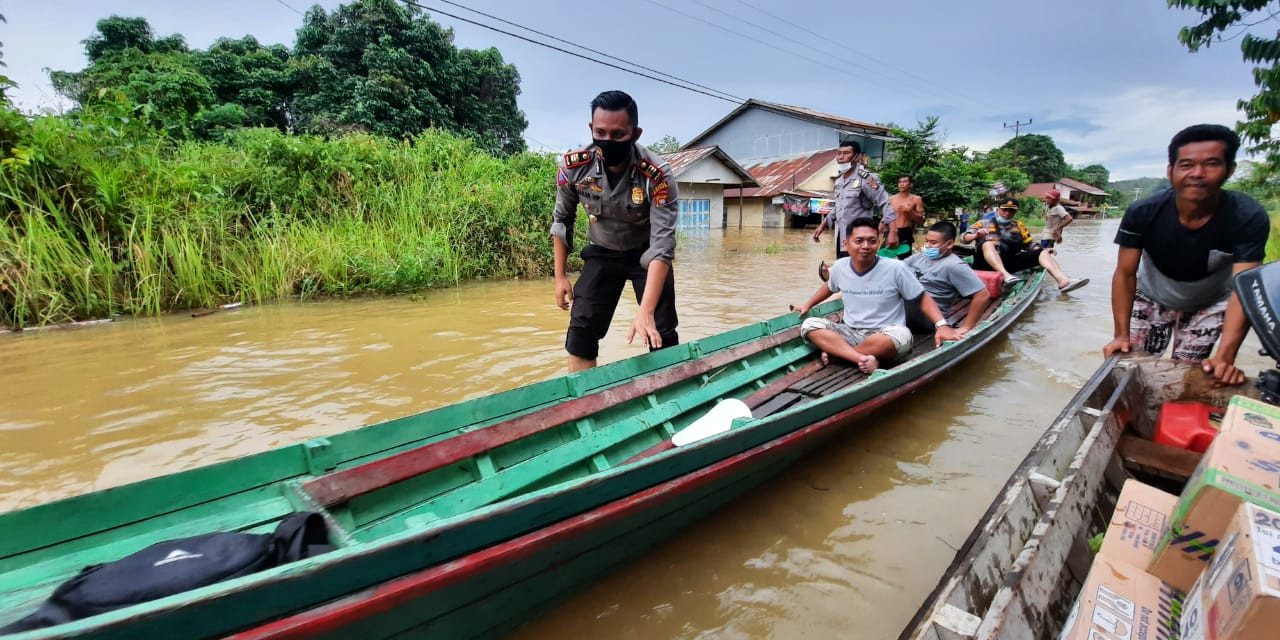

{"left": 1153, "top": 402, "right": 1222, "bottom": 453}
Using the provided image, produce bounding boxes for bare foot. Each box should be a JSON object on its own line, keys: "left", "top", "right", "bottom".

{"left": 855, "top": 354, "right": 879, "bottom": 374}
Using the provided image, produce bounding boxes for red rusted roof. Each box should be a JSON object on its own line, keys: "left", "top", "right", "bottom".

{"left": 659, "top": 146, "right": 758, "bottom": 186}
{"left": 1056, "top": 177, "right": 1109, "bottom": 196}
{"left": 723, "top": 148, "right": 839, "bottom": 198}
{"left": 1020, "top": 183, "right": 1057, "bottom": 198}
{"left": 1018, "top": 182, "right": 1088, "bottom": 206}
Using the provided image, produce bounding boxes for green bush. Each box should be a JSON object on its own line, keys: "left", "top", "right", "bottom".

{"left": 0, "top": 99, "right": 560, "bottom": 327}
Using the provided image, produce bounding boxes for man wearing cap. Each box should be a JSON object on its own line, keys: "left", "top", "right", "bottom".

{"left": 960, "top": 197, "right": 1088, "bottom": 292}
{"left": 813, "top": 141, "right": 897, "bottom": 266}
{"left": 1041, "top": 189, "right": 1073, "bottom": 248}
{"left": 1102, "top": 124, "right": 1270, "bottom": 386}
{"left": 551, "top": 90, "right": 679, "bottom": 373}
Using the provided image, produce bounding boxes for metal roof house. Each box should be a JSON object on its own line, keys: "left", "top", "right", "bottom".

{"left": 683, "top": 99, "right": 894, "bottom": 167}
{"left": 658, "top": 146, "right": 758, "bottom": 229}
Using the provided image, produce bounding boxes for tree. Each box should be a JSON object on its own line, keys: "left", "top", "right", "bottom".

{"left": 49, "top": 3, "right": 529, "bottom": 152}
{"left": 879, "top": 116, "right": 943, "bottom": 181}
{"left": 647, "top": 135, "right": 681, "bottom": 154}
{"left": 193, "top": 36, "right": 294, "bottom": 131}
{"left": 913, "top": 149, "right": 992, "bottom": 214}
{"left": 1171, "top": 0, "right": 1280, "bottom": 169}
{"left": 994, "top": 133, "right": 1066, "bottom": 183}
{"left": 1075, "top": 163, "right": 1110, "bottom": 188}
{"left": 51, "top": 17, "right": 213, "bottom": 138}
{"left": 291, "top": 0, "right": 526, "bottom": 153}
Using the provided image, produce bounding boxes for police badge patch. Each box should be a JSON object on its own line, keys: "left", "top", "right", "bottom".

{"left": 653, "top": 181, "right": 670, "bottom": 206}
{"left": 631, "top": 186, "right": 644, "bottom": 205}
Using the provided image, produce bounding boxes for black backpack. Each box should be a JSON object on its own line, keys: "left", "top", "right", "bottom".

{"left": 1, "top": 512, "right": 331, "bottom": 634}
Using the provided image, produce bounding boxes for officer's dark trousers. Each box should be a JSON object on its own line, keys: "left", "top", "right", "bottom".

{"left": 566, "top": 244, "right": 678, "bottom": 360}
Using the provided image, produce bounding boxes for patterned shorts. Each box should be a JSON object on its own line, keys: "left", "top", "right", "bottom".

{"left": 1129, "top": 291, "right": 1228, "bottom": 361}
{"left": 799, "top": 317, "right": 914, "bottom": 357}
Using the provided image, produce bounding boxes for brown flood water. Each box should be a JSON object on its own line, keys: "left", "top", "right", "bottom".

{"left": 2, "top": 220, "right": 1272, "bottom": 638}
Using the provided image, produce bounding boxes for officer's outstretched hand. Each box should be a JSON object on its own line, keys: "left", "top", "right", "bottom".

{"left": 555, "top": 276, "right": 573, "bottom": 310}
{"left": 629, "top": 311, "right": 662, "bottom": 349}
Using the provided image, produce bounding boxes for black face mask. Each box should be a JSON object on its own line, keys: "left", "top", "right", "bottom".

{"left": 593, "top": 138, "right": 633, "bottom": 167}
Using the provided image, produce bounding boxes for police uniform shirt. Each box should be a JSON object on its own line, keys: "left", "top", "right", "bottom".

{"left": 832, "top": 163, "right": 896, "bottom": 246}
{"left": 550, "top": 144, "right": 678, "bottom": 268}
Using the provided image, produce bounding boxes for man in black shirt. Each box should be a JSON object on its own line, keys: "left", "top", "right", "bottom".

{"left": 1103, "top": 124, "right": 1271, "bottom": 385}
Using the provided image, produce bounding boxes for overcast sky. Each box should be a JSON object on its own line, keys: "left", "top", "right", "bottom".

{"left": 2, "top": 0, "right": 1271, "bottom": 179}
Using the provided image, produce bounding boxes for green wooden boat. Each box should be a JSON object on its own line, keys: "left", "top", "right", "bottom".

{"left": 1, "top": 270, "right": 1045, "bottom": 640}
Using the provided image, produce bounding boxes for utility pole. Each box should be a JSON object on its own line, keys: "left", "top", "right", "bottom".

{"left": 1003, "top": 118, "right": 1033, "bottom": 158}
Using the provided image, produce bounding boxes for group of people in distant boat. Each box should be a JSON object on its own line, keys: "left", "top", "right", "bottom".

{"left": 549, "top": 90, "right": 1269, "bottom": 386}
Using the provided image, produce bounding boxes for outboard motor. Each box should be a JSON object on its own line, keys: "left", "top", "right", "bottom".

{"left": 1233, "top": 262, "right": 1280, "bottom": 403}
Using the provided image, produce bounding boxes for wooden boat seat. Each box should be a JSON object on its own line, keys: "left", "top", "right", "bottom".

{"left": 750, "top": 294, "right": 998, "bottom": 419}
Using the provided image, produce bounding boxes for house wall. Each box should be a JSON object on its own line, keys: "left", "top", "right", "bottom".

{"left": 677, "top": 182, "right": 726, "bottom": 229}
{"left": 726, "top": 198, "right": 766, "bottom": 228}
{"left": 678, "top": 157, "right": 743, "bottom": 185}
{"left": 697, "top": 106, "right": 886, "bottom": 165}
{"left": 798, "top": 159, "right": 839, "bottom": 192}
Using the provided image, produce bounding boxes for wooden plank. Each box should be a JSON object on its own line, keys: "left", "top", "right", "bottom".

{"left": 353, "top": 344, "right": 814, "bottom": 538}
{"left": 1116, "top": 433, "right": 1202, "bottom": 479}
{"left": 742, "top": 358, "right": 827, "bottom": 409}
{"left": 303, "top": 327, "right": 805, "bottom": 507}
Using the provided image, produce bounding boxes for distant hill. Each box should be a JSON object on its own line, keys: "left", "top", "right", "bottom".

{"left": 1109, "top": 177, "right": 1170, "bottom": 208}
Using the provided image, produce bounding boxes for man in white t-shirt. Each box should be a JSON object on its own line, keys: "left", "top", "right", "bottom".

{"left": 793, "top": 219, "right": 960, "bottom": 373}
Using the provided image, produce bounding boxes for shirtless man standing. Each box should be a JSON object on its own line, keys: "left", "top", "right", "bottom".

{"left": 889, "top": 175, "right": 925, "bottom": 258}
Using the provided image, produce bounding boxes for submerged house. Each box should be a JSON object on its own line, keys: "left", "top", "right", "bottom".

{"left": 1021, "top": 178, "right": 1111, "bottom": 218}
{"left": 658, "top": 146, "right": 757, "bottom": 229}
{"left": 682, "top": 100, "right": 893, "bottom": 228}
{"left": 683, "top": 99, "right": 893, "bottom": 167}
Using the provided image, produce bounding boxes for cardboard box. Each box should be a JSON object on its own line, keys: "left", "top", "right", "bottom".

{"left": 1222, "top": 394, "right": 1280, "bottom": 436}
{"left": 1181, "top": 578, "right": 1207, "bottom": 640}
{"left": 1100, "top": 479, "right": 1178, "bottom": 569}
{"left": 1148, "top": 429, "right": 1280, "bottom": 591}
{"left": 1196, "top": 502, "right": 1280, "bottom": 640}
{"left": 1059, "top": 553, "right": 1182, "bottom": 640}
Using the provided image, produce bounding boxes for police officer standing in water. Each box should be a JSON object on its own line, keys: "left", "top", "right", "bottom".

{"left": 812, "top": 141, "right": 897, "bottom": 280}
{"left": 551, "top": 90, "right": 679, "bottom": 373}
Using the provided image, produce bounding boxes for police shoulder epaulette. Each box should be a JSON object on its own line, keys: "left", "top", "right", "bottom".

{"left": 637, "top": 158, "right": 665, "bottom": 182}
{"left": 857, "top": 167, "right": 870, "bottom": 178}
{"left": 562, "top": 149, "right": 592, "bottom": 169}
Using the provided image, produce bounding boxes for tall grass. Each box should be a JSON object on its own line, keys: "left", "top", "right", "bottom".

{"left": 0, "top": 100, "right": 561, "bottom": 327}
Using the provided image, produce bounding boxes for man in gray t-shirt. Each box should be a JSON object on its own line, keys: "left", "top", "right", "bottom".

{"left": 904, "top": 221, "right": 992, "bottom": 335}
{"left": 794, "top": 219, "right": 959, "bottom": 374}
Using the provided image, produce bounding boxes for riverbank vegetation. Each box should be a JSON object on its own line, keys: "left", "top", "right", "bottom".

{"left": 0, "top": 98, "right": 556, "bottom": 327}
{"left": 0, "top": 0, "right": 564, "bottom": 328}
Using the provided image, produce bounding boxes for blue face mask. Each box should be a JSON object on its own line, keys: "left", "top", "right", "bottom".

{"left": 923, "top": 247, "right": 942, "bottom": 260}
{"left": 995, "top": 214, "right": 1011, "bottom": 223}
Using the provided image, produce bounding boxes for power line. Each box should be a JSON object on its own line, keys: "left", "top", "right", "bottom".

{"left": 433, "top": 0, "right": 744, "bottom": 103}
{"left": 685, "top": 0, "right": 949, "bottom": 104}
{"left": 732, "top": 0, "right": 995, "bottom": 111}
{"left": 396, "top": 0, "right": 741, "bottom": 104}
{"left": 642, "top": 0, "right": 853, "bottom": 80}
{"left": 271, "top": 0, "right": 305, "bottom": 17}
